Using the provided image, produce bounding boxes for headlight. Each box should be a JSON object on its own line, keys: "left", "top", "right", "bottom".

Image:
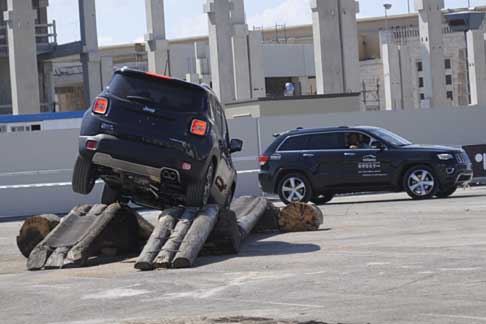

{"left": 437, "top": 153, "right": 454, "bottom": 161}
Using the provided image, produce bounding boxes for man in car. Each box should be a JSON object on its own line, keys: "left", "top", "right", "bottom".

{"left": 347, "top": 133, "right": 370, "bottom": 149}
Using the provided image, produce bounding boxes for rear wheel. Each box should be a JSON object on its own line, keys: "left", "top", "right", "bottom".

{"left": 403, "top": 165, "right": 438, "bottom": 200}
{"left": 311, "top": 192, "right": 335, "bottom": 205}
{"left": 185, "top": 163, "right": 214, "bottom": 207}
{"left": 72, "top": 156, "right": 96, "bottom": 195}
{"left": 278, "top": 173, "right": 313, "bottom": 205}
{"left": 436, "top": 186, "right": 457, "bottom": 199}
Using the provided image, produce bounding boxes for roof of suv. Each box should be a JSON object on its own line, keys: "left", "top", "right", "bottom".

{"left": 116, "top": 67, "right": 215, "bottom": 95}
{"left": 277, "top": 126, "right": 381, "bottom": 137}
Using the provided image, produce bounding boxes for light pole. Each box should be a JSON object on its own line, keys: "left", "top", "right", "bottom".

{"left": 384, "top": 3, "right": 392, "bottom": 30}
{"left": 408, "top": 0, "right": 411, "bottom": 13}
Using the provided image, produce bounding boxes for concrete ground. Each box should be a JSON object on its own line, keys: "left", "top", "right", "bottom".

{"left": 1, "top": 188, "right": 486, "bottom": 324}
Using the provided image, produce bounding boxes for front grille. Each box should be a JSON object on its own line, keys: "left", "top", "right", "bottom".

{"left": 455, "top": 152, "right": 469, "bottom": 164}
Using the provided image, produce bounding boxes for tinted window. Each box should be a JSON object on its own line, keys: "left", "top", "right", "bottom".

{"left": 279, "top": 135, "right": 309, "bottom": 151}
{"left": 307, "top": 133, "right": 344, "bottom": 150}
{"left": 107, "top": 73, "right": 206, "bottom": 113}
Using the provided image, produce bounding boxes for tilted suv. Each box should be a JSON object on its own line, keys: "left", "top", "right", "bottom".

{"left": 259, "top": 126, "right": 473, "bottom": 204}
{"left": 72, "top": 68, "right": 243, "bottom": 209}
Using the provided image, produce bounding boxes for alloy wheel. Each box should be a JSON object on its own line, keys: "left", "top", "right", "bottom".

{"left": 407, "top": 169, "right": 435, "bottom": 197}
{"left": 281, "top": 177, "right": 307, "bottom": 202}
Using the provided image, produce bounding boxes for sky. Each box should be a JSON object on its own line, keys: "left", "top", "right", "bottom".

{"left": 49, "top": 0, "right": 486, "bottom": 46}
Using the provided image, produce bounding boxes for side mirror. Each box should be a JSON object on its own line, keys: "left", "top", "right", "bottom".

{"left": 230, "top": 139, "right": 243, "bottom": 154}
{"left": 372, "top": 141, "right": 386, "bottom": 151}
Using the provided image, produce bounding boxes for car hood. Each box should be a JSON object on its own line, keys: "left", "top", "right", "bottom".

{"left": 400, "top": 144, "right": 463, "bottom": 153}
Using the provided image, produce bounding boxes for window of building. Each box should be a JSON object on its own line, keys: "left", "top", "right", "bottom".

{"left": 447, "top": 91, "right": 454, "bottom": 100}
{"left": 445, "top": 59, "right": 451, "bottom": 70}
{"left": 417, "top": 61, "right": 423, "bottom": 72}
{"left": 446, "top": 75, "right": 452, "bottom": 85}
{"left": 0, "top": 125, "right": 6, "bottom": 133}
{"left": 10, "top": 126, "right": 25, "bottom": 133}
{"left": 419, "top": 77, "right": 424, "bottom": 88}
{"left": 420, "top": 93, "right": 425, "bottom": 100}
{"left": 31, "top": 124, "right": 41, "bottom": 131}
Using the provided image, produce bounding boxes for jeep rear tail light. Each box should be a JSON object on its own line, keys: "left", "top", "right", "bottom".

{"left": 190, "top": 119, "right": 208, "bottom": 136}
{"left": 259, "top": 155, "right": 270, "bottom": 166}
{"left": 145, "top": 72, "right": 172, "bottom": 80}
{"left": 86, "top": 140, "right": 98, "bottom": 151}
{"left": 93, "top": 97, "right": 109, "bottom": 115}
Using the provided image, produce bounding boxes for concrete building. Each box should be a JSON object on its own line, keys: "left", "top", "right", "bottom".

{"left": 1, "top": 2, "right": 485, "bottom": 116}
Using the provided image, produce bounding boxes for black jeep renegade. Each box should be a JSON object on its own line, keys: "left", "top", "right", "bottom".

{"left": 72, "top": 68, "right": 242, "bottom": 209}
{"left": 259, "top": 126, "right": 473, "bottom": 204}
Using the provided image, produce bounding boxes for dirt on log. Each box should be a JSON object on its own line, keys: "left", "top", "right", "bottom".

{"left": 278, "top": 202, "right": 323, "bottom": 232}
{"left": 17, "top": 214, "right": 61, "bottom": 258}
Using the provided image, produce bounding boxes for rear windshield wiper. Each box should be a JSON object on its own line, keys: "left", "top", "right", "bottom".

{"left": 126, "top": 95, "right": 156, "bottom": 105}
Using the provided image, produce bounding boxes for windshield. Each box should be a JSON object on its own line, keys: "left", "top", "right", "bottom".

{"left": 367, "top": 128, "right": 412, "bottom": 146}
{"left": 107, "top": 73, "right": 206, "bottom": 113}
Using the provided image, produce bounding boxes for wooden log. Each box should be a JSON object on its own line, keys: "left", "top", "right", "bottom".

{"left": 134, "top": 208, "right": 181, "bottom": 271}
{"left": 44, "top": 247, "right": 70, "bottom": 269}
{"left": 65, "top": 204, "right": 114, "bottom": 265}
{"left": 278, "top": 202, "right": 323, "bottom": 232}
{"left": 27, "top": 205, "right": 91, "bottom": 271}
{"left": 132, "top": 209, "right": 155, "bottom": 242}
{"left": 153, "top": 208, "right": 198, "bottom": 268}
{"left": 203, "top": 208, "right": 241, "bottom": 256}
{"left": 253, "top": 200, "right": 281, "bottom": 234}
{"left": 172, "top": 205, "right": 219, "bottom": 269}
{"left": 17, "top": 214, "right": 60, "bottom": 258}
{"left": 235, "top": 197, "right": 269, "bottom": 240}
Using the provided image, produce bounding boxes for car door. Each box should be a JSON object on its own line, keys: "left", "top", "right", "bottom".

{"left": 340, "top": 131, "right": 394, "bottom": 186}
{"left": 303, "top": 132, "right": 345, "bottom": 191}
{"left": 209, "top": 97, "right": 235, "bottom": 204}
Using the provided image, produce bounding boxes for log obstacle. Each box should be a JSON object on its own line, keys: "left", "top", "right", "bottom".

{"left": 26, "top": 204, "right": 153, "bottom": 271}
{"left": 17, "top": 214, "right": 60, "bottom": 258}
{"left": 278, "top": 202, "right": 323, "bottom": 232}
{"left": 19, "top": 197, "right": 324, "bottom": 271}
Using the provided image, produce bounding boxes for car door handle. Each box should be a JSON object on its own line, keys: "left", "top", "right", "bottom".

{"left": 302, "top": 153, "right": 315, "bottom": 158}
{"left": 344, "top": 152, "right": 356, "bottom": 157}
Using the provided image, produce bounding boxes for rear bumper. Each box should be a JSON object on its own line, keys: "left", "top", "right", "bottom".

{"left": 79, "top": 134, "right": 207, "bottom": 183}
{"left": 258, "top": 170, "right": 275, "bottom": 193}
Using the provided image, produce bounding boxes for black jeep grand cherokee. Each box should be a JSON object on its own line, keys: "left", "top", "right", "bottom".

{"left": 259, "top": 126, "right": 473, "bottom": 204}
{"left": 72, "top": 68, "right": 242, "bottom": 209}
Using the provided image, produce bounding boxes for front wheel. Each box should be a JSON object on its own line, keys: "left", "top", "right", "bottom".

{"left": 403, "top": 165, "right": 438, "bottom": 200}
{"left": 278, "top": 173, "right": 313, "bottom": 205}
{"left": 436, "top": 186, "right": 457, "bottom": 199}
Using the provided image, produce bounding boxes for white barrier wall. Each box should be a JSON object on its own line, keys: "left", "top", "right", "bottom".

{"left": 1, "top": 106, "right": 485, "bottom": 218}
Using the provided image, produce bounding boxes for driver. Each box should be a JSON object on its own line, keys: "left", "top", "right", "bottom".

{"left": 348, "top": 133, "right": 370, "bottom": 149}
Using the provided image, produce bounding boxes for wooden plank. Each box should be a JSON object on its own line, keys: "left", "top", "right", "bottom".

{"left": 44, "top": 247, "right": 70, "bottom": 269}
{"left": 132, "top": 209, "right": 155, "bottom": 241}
{"left": 203, "top": 208, "right": 241, "bottom": 255}
{"left": 153, "top": 208, "right": 198, "bottom": 269}
{"left": 173, "top": 205, "right": 219, "bottom": 269}
{"left": 17, "top": 214, "right": 60, "bottom": 258}
{"left": 27, "top": 205, "right": 91, "bottom": 271}
{"left": 134, "top": 208, "right": 181, "bottom": 271}
{"left": 65, "top": 204, "right": 114, "bottom": 265}
{"left": 236, "top": 197, "right": 269, "bottom": 240}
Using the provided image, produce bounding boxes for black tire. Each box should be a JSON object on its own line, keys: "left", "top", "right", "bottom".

{"left": 277, "top": 172, "right": 313, "bottom": 205}
{"left": 436, "top": 186, "right": 457, "bottom": 199}
{"left": 101, "top": 184, "right": 125, "bottom": 205}
{"left": 311, "top": 192, "right": 335, "bottom": 205}
{"left": 72, "top": 156, "right": 96, "bottom": 195}
{"left": 403, "top": 165, "right": 438, "bottom": 200}
{"left": 185, "top": 162, "right": 215, "bottom": 207}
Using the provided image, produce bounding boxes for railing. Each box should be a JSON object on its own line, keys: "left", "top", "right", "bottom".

{"left": 0, "top": 20, "right": 57, "bottom": 52}
{"left": 54, "top": 65, "right": 83, "bottom": 77}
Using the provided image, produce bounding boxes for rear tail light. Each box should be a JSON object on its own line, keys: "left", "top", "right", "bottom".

{"left": 93, "top": 97, "right": 109, "bottom": 115}
{"left": 86, "top": 140, "right": 98, "bottom": 151}
{"left": 259, "top": 155, "right": 270, "bottom": 166}
{"left": 190, "top": 119, "right": 208, "bottom": 136}
{"left": 145, "top": 72, "right": 172, "bottom": 80}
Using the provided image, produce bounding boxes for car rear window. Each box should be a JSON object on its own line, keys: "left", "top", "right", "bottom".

{"left": 107, "top": 73, "right": 206, "bottom": 113}
{"left": 307, "top": 133, "right": 343, "bottom": 150}
{"left": 278, "top": 135, "right": 309, "bottom": 151}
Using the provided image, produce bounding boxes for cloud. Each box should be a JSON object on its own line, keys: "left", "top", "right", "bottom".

{"left": 247, "top": 0, "right": 312, "bottom": 29}
{"left": 168, "top": 14, "right": 208, "bottom": 39}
